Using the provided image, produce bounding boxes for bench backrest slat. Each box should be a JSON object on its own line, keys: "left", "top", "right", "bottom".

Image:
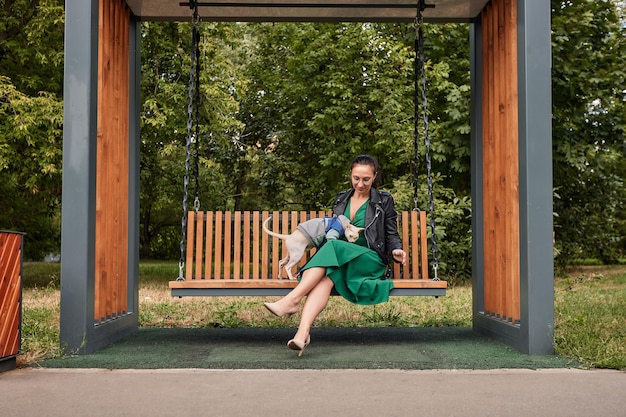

{"left": 223, "top": 211, "right": 232, "bottom": 280}
{"left": 204, "top": 211, "right": 213, "bottom": 279}
{"left": 214, "top": 211, "right": 223, "bottom": 279}
{"left": 195, "top": 211, "right": 204, "bottom": 280}
{"left": 242, "top": 211, "right": 250, "bottom": 280}
{"left": 185, "top": 212, "right": 195, "bottom": 280}
{"left": 420, "top": 210, "right": 429, "bottom": 280}
{"left": 230, "top": 212, "right": 237, "bottom": 277}
{"left": 184, "top": 210, "right": 429, "bottom": 281}
{"left": 261, "top": 211, "right": 270, "bottom": 279}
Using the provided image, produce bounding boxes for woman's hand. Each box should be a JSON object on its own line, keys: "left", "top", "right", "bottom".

{"left": 392, "top": 249, "right": 406, "bottom": 265}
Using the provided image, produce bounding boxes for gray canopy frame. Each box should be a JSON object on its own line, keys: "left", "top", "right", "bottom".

{"left": 60, "top": 0, "right": 553, "bottom": 355}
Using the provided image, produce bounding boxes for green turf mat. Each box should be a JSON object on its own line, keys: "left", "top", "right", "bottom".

{"left": 40, "top": 327, "right": 576, "bottom": 370}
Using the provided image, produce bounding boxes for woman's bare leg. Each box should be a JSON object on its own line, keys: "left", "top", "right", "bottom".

{"left": 264, "top": 266, "right": 327, "bottom": 316}
{"left": 291, "top": 276, "right": 334, "bottom": 343}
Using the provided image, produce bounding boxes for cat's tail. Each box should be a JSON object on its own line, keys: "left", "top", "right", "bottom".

{"left": 262, "top": 216, "right": 290, "bottom": 240}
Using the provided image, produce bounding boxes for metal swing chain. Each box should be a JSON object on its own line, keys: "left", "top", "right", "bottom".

{"left": 178, "top": 3, "right": 201, "bottom": 281}
{"left": 192, "top": 13, "right": 201, "bottom": 213}
{"left": 412, "top": 15, "right": 420, "bottom": 213}
{"left": 415, "top": 4, "right": 440, "bottom": 280}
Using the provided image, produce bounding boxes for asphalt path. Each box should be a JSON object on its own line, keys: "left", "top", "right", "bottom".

{"left": 2, "top": 368, "right": 624, "bottom": 417}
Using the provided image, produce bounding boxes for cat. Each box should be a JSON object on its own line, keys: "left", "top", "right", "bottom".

{"left": 262, "top": 214, "right": 363, "bottom": 280}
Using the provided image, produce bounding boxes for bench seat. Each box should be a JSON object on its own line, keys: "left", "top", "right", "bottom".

{"left": 169, "top": 210, "right": 446, "bottom": 297}
{"left": 169, "top": 278, "right": 447, "bottom": 297}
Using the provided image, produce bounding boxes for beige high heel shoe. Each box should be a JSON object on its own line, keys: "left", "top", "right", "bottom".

{"left": 263, "top": 302, "right": 293, "bottom": 319}
{"left": 287, "top": 335, "right": 311, "bottom": 357}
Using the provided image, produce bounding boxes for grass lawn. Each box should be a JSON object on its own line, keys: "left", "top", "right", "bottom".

{"left": 17, "top": 262, "right": 625, "bottom": 369}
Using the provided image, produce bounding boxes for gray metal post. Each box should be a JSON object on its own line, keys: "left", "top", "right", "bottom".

{"left": 128, "top": 14, "right": 141, "bottom": 321}
{"left": 60, "top": 0, "right": 100, "bottom": 354}
{"left": 469, "top": 20, "right": 485, "bottom": 321}
{"left": 517, "top": 0, "right": 554, "bottom": 355}
{"left": 471, "top": 0, "right": 553, "bottom": 355}
{"left": 61, "top": 0, "right": 139, "bottom": 354}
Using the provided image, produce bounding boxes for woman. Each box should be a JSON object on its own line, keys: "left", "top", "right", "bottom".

{"left": 264, "top": 154, "right": 407, "bottom": 356}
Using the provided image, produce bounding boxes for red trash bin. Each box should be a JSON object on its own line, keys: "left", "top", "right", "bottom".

{"left": 0, "top": 231, "right": 24, "bottom": 373}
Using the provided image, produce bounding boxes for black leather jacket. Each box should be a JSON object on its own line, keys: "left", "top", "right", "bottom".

{"left": 332, "top": 188, "right": 402, "bottom": 266}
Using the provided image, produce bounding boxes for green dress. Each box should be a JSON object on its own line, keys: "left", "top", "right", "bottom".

{"left": 300, "top": 199, "right": 394, "bottom": 305}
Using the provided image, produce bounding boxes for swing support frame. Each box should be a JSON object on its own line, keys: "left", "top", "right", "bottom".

{"left": 174, "top": 2, "right": 445, "bottom": 295}
{"left": 60, "top": 0, "right": 555, "bottom": 355}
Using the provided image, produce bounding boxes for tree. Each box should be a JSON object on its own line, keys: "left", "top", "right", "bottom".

{"left": 551, "top": 0, "right": 626, "bottom": 263}
{"left": 237, "top": 22, "right": 473, "bottom": 280}
{"left": 240, "top": 23, "right": 430, "bottom": 207}
{"left": 0, "top": 0, "right": 64, "bottom": 259}
{"left": 6, "top": 2, "right": 623, "bottom": 272}
{"left": 138, "top": 21, "right": 246, "bottom": 258}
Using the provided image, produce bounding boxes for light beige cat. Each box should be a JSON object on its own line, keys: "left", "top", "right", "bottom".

{"left": 262, "top": 215, "right": 363, "bottom": 280}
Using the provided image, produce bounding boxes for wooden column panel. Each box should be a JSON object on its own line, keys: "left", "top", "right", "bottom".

{"left": 481, "top": 0, "right": 520, "bottom": 324}
{"left": 95, "top": 0, "right": 131, "bottom": 324}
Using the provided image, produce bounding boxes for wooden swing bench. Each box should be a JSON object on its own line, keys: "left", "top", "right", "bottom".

{"left": 169, "top": 210, "right": 446, "bottom": 297}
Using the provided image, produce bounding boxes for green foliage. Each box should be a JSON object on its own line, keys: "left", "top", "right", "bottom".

{"left": 211, "top": 300, "right": 253, "bottom": 328}
{"left": 138, "top": 261, "right": 180, "bottom": 285}
{"left": 139, "top": 22, "right": 193, "bottom": 258}
{"left": 233, "top": 22, "right": 472, "bottom": 279}
{"left": 551, "top": 0, "right": 626, "bottom": 264}
{"left": 139, "top": 22, "right": 246, "bottom": 257}
{"left": 0, "top": 77, "right": 63, "bottom": 193}
{"left": 0, "top": 0, "right": 64, "bottom": 95}
{"left": 21, "top": 303, "right": 63, "bottom": 364}
{"left": 362, "top": 304, "right": 406, "bottom": 326}
{"left": 554, "top": 268, "right": 626, "bottom": 370}
{"left": 238, "top": 23, "right": 470, "bottom": 207}
{"left": 391, "top": 174, "right": 472, "bottom": 283}
{"left": 22, "top": 262, "right": 61, "bottom": 289}
{"left": 2, "top": 1, "right": 625, "bottom": 272}
{"left": 19, "top": 262, "right": 626, "bottom": 369}
{"left": 0, "top": 0, "right": 64, "bottom": 259}
{"left": 240, "top": 23, "right": 407, "bottom": 209}
{"left": 135, "top": 21, "right": 474, "bottom": 279}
